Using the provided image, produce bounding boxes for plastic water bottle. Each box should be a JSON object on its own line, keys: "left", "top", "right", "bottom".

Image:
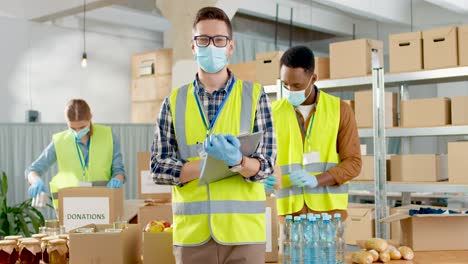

{"left": 321, "top": 215, "right": 336, "bottom": 264}
{"left": 283, "top": 215, "right": 293, "bottom": 264}
{"left": 334, "top": 213, "right": 346, "bottom": 264}
{"left": 303, "top": 214, "right": 321, "bottom": 264}
{"left": 315, "top": 214, "right": 321, "bottom": 230}
{"left": 292, "top": 216, "right": 303, "bottom": 264}
{"left": 303, "top": 215, "right": 313, "bottom": 264}
{"left": 300, "top": 214, "right": 307, "bottom": 229}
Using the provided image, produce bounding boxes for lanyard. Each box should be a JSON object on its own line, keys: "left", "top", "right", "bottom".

{"left": 193, "top": 77, "right": 236, "bottom": 136}
{"left": 75, "top": 138, "right": 91, "bottom": 181}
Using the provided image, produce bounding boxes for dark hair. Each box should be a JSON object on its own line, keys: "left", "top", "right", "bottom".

{"left": 65, "top": 99, "right": 92, "bottom": 121}
{"left": 280, "top": 46, "right": 315, "bottom": 73}
{"left": 192, "top": 7, "right": 232, "bottom": 38}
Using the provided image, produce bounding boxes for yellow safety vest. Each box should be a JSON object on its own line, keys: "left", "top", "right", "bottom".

{"left": 50, "top": 124, "right": 113, "bottom": 209}
{"left": 169, "top": 79, "right": 266, "bottom": 246}
{"left": 272, "top": 91, "right": 348, "bottom": 215}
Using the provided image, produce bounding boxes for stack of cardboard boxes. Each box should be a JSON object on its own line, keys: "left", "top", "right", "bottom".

{"left": 389, "top": 25, "right": 468, "bottom": 73}
{"left": 131, "top": 49, "right": 172, "bottom": 123}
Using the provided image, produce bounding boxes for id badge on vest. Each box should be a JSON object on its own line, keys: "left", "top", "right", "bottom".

{"left": 303, "top": 151, "right": 320, "bottom": 165}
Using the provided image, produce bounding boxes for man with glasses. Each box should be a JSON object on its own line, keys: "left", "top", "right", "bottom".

{"left": 268, "top": 46, "right": 361, "bottom": 221}
{"left": 150, "top": 6, "right": 276, "bottom": 264}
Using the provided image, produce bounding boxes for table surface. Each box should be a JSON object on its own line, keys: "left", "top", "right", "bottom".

{"left": 272, "top": 251, "right": 468, "bottom": 264}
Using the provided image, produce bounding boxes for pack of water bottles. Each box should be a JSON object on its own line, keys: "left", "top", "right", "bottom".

{"left": 282, "top": 212, "right": 345, "bottom": 264}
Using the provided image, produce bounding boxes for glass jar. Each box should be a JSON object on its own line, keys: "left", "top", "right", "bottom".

{"left": 19, "top": 239, "right": 41, "bottom": 264}
{"left": 47, "top": 239, "right": 68, "bottom": 264}
{"left": 45, "top": 220, "right": 60, "bottom": 236}
{"left": 0, "top": 240, "right": 18, "bottom": 264}
{"left": 31, "top": 234, "right": 47, "bottom": 241}
{"left": 41, "top": 237, "right": 58, "bottom": 264}
{"left": 3, "top": 236, "right": 23, "bottom": 245}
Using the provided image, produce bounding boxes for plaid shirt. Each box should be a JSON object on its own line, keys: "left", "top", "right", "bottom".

{"left": 150, "top": 72, "right": 276, "bottom": 186}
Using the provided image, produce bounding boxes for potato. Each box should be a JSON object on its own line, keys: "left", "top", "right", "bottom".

{"left": 398, "top": 246, "right": 415, "bottom": 260}
{"left": 365, "top": 238, "right": 388, "bottom": 252}
{"left": 351, "top": 251, "right": 374, "bottom": 264}
{"left": 367, "top": 249, "right": 379, "bottom": 262}
{"left": 389, "top": 247, "right": 402, "bottom": 260}
{"left": 379, "top": 250, "right": 391, "bottom": 263}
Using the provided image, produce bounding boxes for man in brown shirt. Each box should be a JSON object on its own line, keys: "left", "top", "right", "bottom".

{"left": 267, "top": 46, "right": 361, "bottom": 220}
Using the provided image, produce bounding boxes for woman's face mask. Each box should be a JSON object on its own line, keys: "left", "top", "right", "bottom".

{"left": 69, "top": 120, "right": 91, "bottom": 140}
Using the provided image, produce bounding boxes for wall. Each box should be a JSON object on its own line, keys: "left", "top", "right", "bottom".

{"left": 0, "top": 15, "right": 163, "bottom": 123}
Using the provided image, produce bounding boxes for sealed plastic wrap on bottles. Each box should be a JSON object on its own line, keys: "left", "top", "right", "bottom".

{"left": 282, "top": 215, "right": 293, "bottom": 264}
{"left": 334, "top": 213, "right": 346, "bottom": 264}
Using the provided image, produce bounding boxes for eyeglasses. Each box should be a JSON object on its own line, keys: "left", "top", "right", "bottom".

{"left": 193, "top": 35, "right": 231, "bottom": 47}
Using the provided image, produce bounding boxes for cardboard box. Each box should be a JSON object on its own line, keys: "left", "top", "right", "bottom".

{"left": 131, "top": 100, "right": 164, "bottom": 124}
{"left": 354, "top": 155, "right": 374, "bottom": 181}
{"left": 69, "top": 224, "right": 142, "bottom": 264}
{"left": 354, "top": 91, "right": 398, "bottom": 128}
{"left": 132, "top": 49, "right": 172, "bottom": 79}
{"left": 452, "top": 96, "right": 468, "bottom": 125}
{"left": 330, "top": 39, "right": 384, "bottom": 79}
{"left": 460, "top": 25, "right": 468, "bottom": 66}
{"left": 353, "top": 155, "right": 392, "bottom": 181}
{"left": 343, "top": 100, "right": 354, "bottom": 112}
{"left": 389, "top": 31, "right": 423, "bottom": 73}
{"left": 256, "top": 51, "right": 283, "bottom": 86}
{"left": 423, "top": 26, "right": 458, "bottom": 69}
{"left": 265, "top": 196, "right": 278, "bottom": 262}
{"left": 132, "top": 75, "right": 172, "bottom": 102}
{"left": 137, "top": 152, "right": 172, "bottom": 200}
{"left": 383, "top": 210, "right": 468, "bottom": 251}
{"left": 390, "top": 154, "right": 447, "bottom": 182}
{"left": 138, "top": 203, "right": 173, "bottom": 230}
{"left": 58, "top": 187, "right": 124, "bottom": 232}
{"left": 401, "top": 98, "right": 451, "bottom": 127}
{"left": 143, "top": 232, "right": 175, "bottom": 264}
{"left": 344, "top": 204, "right": 375, "bottom": 245}
{"left": 315, "top": 57, "right": 330, "bottom": 80}
{"left": 448, "top": 141, "right": 468, "bottom": 183}
{"left": 229, "top": 61, "right": 256, "bottom": 82}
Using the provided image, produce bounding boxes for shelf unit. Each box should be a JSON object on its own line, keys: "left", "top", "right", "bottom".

{"left": 263, "top": 65, "right": 468, "bottom": 239}
{"left": 315, "top": 66, "right": 468, "bottom": 90}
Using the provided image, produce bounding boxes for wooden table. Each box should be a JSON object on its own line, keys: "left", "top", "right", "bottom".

{"left": 271, "top": 251, "right": 468, "bottom": 264}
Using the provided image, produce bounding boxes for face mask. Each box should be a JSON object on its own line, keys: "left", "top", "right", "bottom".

{"left": 283, "top": 75, "right": 314, "bottom": 106}
{"left": 71, "top": 126, "right": 90, "bottom": 140}
{"left": 194, "top": 45, "right": 228, "bottom": 73}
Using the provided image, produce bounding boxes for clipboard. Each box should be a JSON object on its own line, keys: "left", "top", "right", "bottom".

{"left": 198, "top": 131, "right": 264, "bottom": 186}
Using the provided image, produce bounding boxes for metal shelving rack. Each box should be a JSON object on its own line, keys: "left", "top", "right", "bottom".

{"left": 262, "top": 66, "right": 468, "bottom": 238}
{"left": 316, "top": 65, "right": 468, "bottom": 239}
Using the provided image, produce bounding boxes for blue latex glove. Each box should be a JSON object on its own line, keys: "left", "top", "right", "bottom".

{"left": 264, "top": 176, "right": 276, "bottom": 190}
{"left": 28, "top": 177, "right": 46, "bottom": 198}
{"left": 203, "top": 134, "right": 242, "bottom": 166}
{"left": 107, "top": 178, "right": 123, "bottom": 189}
{"left": 289, "top": 170, "right": 318, "bottom": 188}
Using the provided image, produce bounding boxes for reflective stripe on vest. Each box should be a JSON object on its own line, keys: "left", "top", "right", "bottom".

{"left": 173, "top": 200, "right": 265, "bottom": 215}
{"left": 276, "top": 184, "right": 349, "bottom": 198}
{"left": 169, "top": 79, "right": 266, "bottom": 246}
{"left": 174, "top": 82, "right": 255, "bottom": 161}
{"left": 280, "top": 162, "right": 338, "bottom": 175}
{"left": 273, "top": 91, "right": 346, "bottom": 214}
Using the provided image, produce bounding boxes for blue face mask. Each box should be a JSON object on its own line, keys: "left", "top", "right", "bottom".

{"left": 71, "top": 126, "right": 90, "bottom": 140}
{"left": 194, "top": 45, "right": 228, "bottom": 73}
{"left": 282, "top": 75, "right": 314, "bottom": 106}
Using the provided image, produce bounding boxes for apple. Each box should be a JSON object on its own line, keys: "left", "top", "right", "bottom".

{"left": 161, "top": 220, "right": 171, "bottom": 228}
{"left": 144, "top": 220, "right": 165, "bottom": 232}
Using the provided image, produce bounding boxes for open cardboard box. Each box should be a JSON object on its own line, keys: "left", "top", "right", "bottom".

{"left": 69, "top": 223, "right": 141, "bottom": 264}
{"left": 382, "top": 209, "right": 468, "bottom": 251}
{"left": 143, "top": 232, "right": 174, "bottom": 264}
